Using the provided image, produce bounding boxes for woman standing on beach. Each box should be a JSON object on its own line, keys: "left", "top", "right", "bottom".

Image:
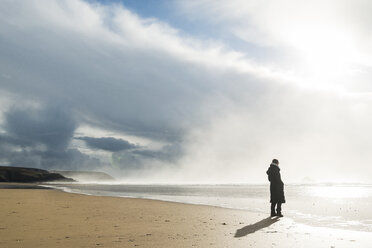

{"left": 266, "top": 159, "right": 285, "bottom": 217}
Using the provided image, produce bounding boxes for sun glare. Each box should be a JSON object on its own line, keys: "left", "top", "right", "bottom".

{"left": 287, "top": 20, "right": 359, "bottom": 91}
{"left": 310, "top": 186, "right": 371, "bottom": 199}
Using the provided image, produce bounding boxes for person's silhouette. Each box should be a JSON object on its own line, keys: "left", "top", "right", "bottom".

{"left": 266, "top": 159, "right": 285, "bottom": 217}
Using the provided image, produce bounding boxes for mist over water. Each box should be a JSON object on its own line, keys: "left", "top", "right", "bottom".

{"left": 47, "top": 183, "right": 372, "bottom": 232}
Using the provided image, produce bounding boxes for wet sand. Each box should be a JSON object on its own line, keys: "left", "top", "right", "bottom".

{"left": 0, "top": 186, "right": 371, "bottom": 247}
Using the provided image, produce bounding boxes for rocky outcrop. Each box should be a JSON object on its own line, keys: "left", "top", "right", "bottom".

{"left": 0, "top": 166, "right": 74, "bottom": 183}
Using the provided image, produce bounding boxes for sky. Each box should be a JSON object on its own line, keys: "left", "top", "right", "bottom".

{"left": 1, "top": 0, "right": 372, "bottom": 183}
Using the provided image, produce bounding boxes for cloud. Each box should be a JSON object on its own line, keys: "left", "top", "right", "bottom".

{"left": 0, "top": 0, "right": 218, "bottom": 141}
{"left": 0, "top": 103, "right": 184, "bottom": 172}
{"left": 76, "top": 136, "right": 138, "bottom": 152}
{"left": 4, "top": 105, "right": 76, "bottom": 150}
{"left": 177, "top": 0, "right": 372, "bottom": 91}
{"left": 1, "top": 0, "right": 372, "bottom": 182}
{"left": 0, "top": 0, "right": 272, "bottom": 158}
{"left": 132, "top": 143, "right": 183, "bottom": 162}
{"left": 0, "top": 104, "right": 103, "bottom": 170}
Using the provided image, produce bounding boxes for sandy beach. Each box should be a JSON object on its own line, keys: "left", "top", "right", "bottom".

{"left": 1, "top": 185, "right": 371, "bottom": 248}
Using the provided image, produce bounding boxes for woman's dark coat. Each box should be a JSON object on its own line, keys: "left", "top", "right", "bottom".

{"left": 266, "top": 164, "right": 285, "bottom": 203}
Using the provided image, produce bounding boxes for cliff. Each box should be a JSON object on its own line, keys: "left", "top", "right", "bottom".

{"left": 0, "top": 166, "right": 74, "bottom": 183}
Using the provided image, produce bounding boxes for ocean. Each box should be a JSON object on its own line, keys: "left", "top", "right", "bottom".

{"left": 45, "top": 183, "right": 372, "bottom": 232}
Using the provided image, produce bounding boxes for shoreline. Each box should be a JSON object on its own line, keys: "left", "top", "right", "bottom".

{"left": 1, "top": 185, "right": 372, "bottom": 247}
{"left": 41, "top": 183, "right": 372, "bottom": 233}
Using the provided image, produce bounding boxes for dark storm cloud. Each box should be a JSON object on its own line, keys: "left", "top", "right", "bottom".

{"left": 4, "top": 105, "right": 76, "bottom": 150}
{"left": 76, "top": 136, "right": 138, "bottom": 152}
{"left": 0, "top": 133, "right": 33, "bottom": 148}
{"left": 0, "top": 104, "right": 181, "bottom": 171}
{"left": 0, "top": 105, "right": 101, "bottom": 170}
{"left": 0, "top": 145, "right": 102, "bottom": 170}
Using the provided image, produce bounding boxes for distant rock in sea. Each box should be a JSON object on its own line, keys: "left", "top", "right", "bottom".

{"left": 51, "top": 170, "right": 115, "bottom": 182}
{"left": 0, "top": 166, "right": 74, "bottom": 183}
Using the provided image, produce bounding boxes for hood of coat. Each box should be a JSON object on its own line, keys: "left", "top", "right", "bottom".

{"left": 269, "top": 163, "right": 280, "bottom": 171}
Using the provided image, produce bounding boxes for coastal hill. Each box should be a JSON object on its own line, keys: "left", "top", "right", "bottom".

{"left": 0, "top": 166, "right": 74, "bottom": 183}
{"left": 51, "top": 170, "right": 115, "bottom": 182}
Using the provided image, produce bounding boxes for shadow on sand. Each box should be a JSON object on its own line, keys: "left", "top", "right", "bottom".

{"left": 234, "top": 216, "right": 280, "bottom": 238}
